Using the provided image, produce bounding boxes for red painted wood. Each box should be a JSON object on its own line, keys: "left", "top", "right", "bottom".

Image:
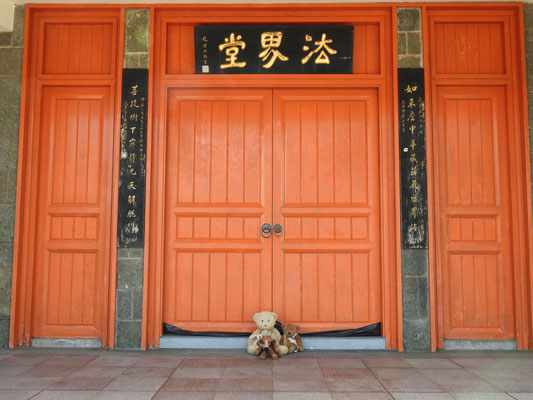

{"left": 31, "top": 85, "right": 116, "bottom": 339}
{"left": 162, "top": 89, "right": 273, "bottom": 332}
{"left": 434, "top": 85, "right": 514, "bottom": 340}
{"left": 12, "top": 9, "right": 121, "bottom": 345}
{"left": 272, "top": 89, "right": 382, "bottom": 332}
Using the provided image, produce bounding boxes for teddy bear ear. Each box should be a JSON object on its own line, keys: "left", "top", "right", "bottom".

{"left": 253, "top": 313, "right": 260, "bottom": 323}
{"left": 272, "top": 312, "right": 277, "bottom": 320}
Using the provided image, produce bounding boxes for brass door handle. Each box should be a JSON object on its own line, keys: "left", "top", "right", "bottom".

{"left": 273, "top": 224, "right": 282, "bottom": 236}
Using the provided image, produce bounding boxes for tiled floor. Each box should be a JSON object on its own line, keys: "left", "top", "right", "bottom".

{"left": 0, "top": 349, "right": 532, "bottom": 399}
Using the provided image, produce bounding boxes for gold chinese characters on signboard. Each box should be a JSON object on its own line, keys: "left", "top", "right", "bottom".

{"left": 195, "top": 26, "right": 353, "bottom": 74}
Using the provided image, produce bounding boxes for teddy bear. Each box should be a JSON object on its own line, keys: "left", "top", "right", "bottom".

{"left": 247, "top": 311, "right": 288, "bottom": 356}
{"left": 255, "top": 335, "right": 279, "bottom": 359}
{"left": 281, "top": 323, "right": 304, "bottom": 353}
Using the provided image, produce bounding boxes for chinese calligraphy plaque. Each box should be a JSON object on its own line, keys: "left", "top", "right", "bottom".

{"left": 398, "top": 68, "right": 428, "bottom": 249}
{"left": 118, "top": 69, "right": 147, "bottom": 248}
{"left": 195, "top": 25, "right": 353, "bottom": 74}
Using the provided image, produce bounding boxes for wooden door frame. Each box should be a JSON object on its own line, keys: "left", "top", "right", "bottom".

{"left": 9, "top": 6, "right": 124, "bottom": 348}
{"left": 422, "top": 4, "right": 533, "bottom": 350}
{"left": 144, "top": 4, "right": 401, "bottom": 349}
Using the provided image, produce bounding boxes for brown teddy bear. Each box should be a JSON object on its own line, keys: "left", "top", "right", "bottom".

{"left": 281, "top": 323, "right": 304, "bottom": 353}
{"left": 247, "top": 311, "right": 288, "bottom": 356}
{"left": 255, "top": 335, "right": 279, "bottom": 359}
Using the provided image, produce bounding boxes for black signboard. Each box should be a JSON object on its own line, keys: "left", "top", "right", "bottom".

{"left": 398, "top": 68, "right": 428, "bottom": 249}
{"left": 195, "top": 25, "right": 353, "bottom": 74}
{"left": 118, "top": 69, "right": 147, "bottom": 248}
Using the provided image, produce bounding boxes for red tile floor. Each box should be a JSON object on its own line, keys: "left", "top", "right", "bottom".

{"left": 0, "top": 349, "right": 532, "bottom": 399}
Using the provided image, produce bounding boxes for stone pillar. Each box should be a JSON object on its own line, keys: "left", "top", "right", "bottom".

{"left": 397, "top": 8, "right": 431, "bottom": 351}
{"left": 0, "top": 5, "right": 24, "bottom": 347}
{"left": 115, "top": 8, "right": 149, "bottom": 350}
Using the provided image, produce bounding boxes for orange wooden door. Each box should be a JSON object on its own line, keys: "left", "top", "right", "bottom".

{"left": 272, "top": 89, "right": 382, "bottom": 332}
{"left": 434, "top": 86, "right": 515, "bottom": 340}
{"left": 31, "top": 85, "right": 115, "bottom": 338}
{"left": 163, "top": 89, "right": 273, "bottom": 332}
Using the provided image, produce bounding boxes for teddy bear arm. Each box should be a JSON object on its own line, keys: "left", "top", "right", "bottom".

{"left": 295, "top": 336, "right": 304, "bottom": 351}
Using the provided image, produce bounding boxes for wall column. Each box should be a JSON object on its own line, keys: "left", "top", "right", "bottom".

{"left": 115, "top": 8, "right": 149, "bottom": 350}
{"left": 397, "top": 7, "right": 431, "bottom": 351}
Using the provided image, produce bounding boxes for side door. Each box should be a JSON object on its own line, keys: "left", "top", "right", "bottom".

{"left": 32, "top": 85, "right": 115, "bottom": 339}
{"left": 434, "top": 86, "right": 515, "bottom": 340}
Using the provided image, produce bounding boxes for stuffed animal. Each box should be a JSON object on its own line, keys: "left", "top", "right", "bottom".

{"left": 255, "top": 335, "right": 279, "bottom": 359}
{"left": 281, "top": 323, "right": 304, "bottom": 353}
{"left": 247, "top": 311, "right": 288, "bottom": 356}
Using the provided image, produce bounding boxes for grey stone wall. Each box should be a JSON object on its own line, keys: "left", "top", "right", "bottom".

{"left": 397, "top": 8, "right": 423, "bottom": 69}
{"left": 124, "top": 9, "right": 149, "bottom": 69}
{"left": 0, "top": 5, "right": 24, "bottom": 347}
{"left": 115, "top": 8, "right": 149, "bottom": 350}
{"left": 397, "top": 7, "right": 431, "bottom": 351}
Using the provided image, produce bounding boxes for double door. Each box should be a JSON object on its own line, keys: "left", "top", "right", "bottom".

{"left": 163, "top": 88, "right": 382, "bottom": 333}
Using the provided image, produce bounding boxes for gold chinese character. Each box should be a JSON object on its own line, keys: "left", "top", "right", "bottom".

{"left": 408, "top": 111, "right": 416, "bottom": 122}
{"left": 129, "top": 153, "right": 136, "bottom": 163}
{"left": 130, "top": 85, "right": 138, "bottom": 96}
{"left": 218, "top": 33, "right": 247, "bottom": 69}
{"left": 127, "top": 210, "right": 136, "bottom": 218}
{"left": 130, "top": 99, "right": 140, "bottom": 108}
{"left": 408, "top": 98, "right": 415, "bottom": 108}
{"left": 129, "top": 168, "right": 137, "bottom": 176}
{"left": 409, "top": 153, "right": 418, "bottom": 164}
{"left": 128, "top": 181, "right": 137, "bottom": 190}
{"left": 202, "top": 35, "right": 208, "bottom": 42}
{"left": 125, "top": 222, "right": 138, "bottom": 234}
{"left": 259, "top": 31, "right": 289, "bottom": 69}
{"left": 130, "top": 126, "right": 136, "bottom": 134}
{"left": 410, "top": 165, "right": 418, "bottom": 176}
{"left": 410, "top": 194, "right": 418, "bottom": 203}
{"left": 129, "top": 138, "right": 136, "bottom": 148}
{"left": 129, "top": 113, "right": 138, "bottom": 122}
{"left": 404, "top": 85, "right": 418, "bottom": 94}
{"left": 411, "top": 207, "right": 418, "bottom": 218}
{"left": 302, "top": 33, "right": 337, "bottom": 65}
{"left": 408, "top": 223, "right": 418, "bottom": 232}
{"left": 128, "top": 195, "right": 136, "bottom": 206}
{"left": 410, "top": 139, "right": 416, "bottom": 151}
{"left": 409, "top": 125, "right": 416, "bottom": 135}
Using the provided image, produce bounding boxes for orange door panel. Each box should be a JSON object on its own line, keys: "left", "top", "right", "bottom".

{"left": 434, "top": 86, "right": 515, "bottom": 340}
{"left": 162, "top": 89, "right": 273, "bottom": 332}
{"left": 32, "top": 85, "right": 115, "bottom": 338}
{"left": 273, "top": 89, "right": 382, "bottom": 332}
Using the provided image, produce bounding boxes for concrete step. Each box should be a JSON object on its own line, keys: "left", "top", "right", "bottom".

{"left": 159, "top": 335, "right": 386, "bottom": 350}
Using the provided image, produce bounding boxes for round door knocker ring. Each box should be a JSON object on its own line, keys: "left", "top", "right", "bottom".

{"left": 273, "top": 224, "right": 283, "bottom": 237}
{"left": 261, "top": 223, "right": 273, "bottom": 238}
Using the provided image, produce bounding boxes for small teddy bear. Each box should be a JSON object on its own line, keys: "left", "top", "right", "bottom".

{"left": 281, "top": 323, "right": 304, "bottom": 353}
{"left": 247, "top": 311, "right": 288, "bottom": 356}
{"left": 255, "top": 335, "right": 279, "bottom": 359}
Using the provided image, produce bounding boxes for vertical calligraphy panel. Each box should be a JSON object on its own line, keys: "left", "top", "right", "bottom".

{"left": 398, "top": 68, "right": 428, "bottom": 249}
{"left": 118, "top": 69, "right": 148, "bottom": 247}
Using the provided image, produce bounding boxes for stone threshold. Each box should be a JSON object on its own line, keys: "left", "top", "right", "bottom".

{"left": 159, "top": 335, "right": 387, "bottom": 350}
